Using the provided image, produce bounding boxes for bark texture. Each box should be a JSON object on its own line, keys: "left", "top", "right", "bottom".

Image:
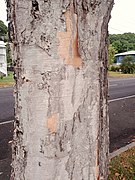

{"left": 8, "top": 0, "right": 114, "bottom": 179}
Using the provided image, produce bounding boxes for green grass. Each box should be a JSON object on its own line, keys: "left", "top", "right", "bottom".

{"left": 0, "top": 71, "right": 14, "bottom": 87}
{"left": 108, "top": 147, "right": 135, "bottom": 180}
{"left": 109, "top": 71, "right": 135, "bottom": 78}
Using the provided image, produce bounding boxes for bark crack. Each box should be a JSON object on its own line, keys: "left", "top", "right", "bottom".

{"left": 59, "top": 124, "right": 67, "bottom": 152}
{"left": 31, "top": 0, "right": 40, "bottom": 19}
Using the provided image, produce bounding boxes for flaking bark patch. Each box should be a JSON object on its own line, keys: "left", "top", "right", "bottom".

{"left": 47, "top": 114, "right": 59, "bottom": 133}
{"left": 57, "top": 10, "right": 82, "bottom": 68}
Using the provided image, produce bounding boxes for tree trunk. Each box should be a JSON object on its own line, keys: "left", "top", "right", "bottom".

{"left": 8, "top": 0, "right": 114, "bottom": 179}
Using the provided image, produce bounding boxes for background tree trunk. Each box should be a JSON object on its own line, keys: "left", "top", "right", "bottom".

{"left": 8, "top": 0, "right": 114, "bottom": 179}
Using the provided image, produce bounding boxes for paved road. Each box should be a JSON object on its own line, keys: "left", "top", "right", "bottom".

{"left": 108, "top": 77, "right": 135, "bottom": 151}
{"left": 0, "top": 123, "right": 13, "bottom": 180}
{"left": 0, "top": 87, "right": 14, "bottom": 123}
{"left": 109, "top": 77, "right": 135, "bottom": 100}
{"left": 109, "top": 97, "right": 135, "bottom": 152}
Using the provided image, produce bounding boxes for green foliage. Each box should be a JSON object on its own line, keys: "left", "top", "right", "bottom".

{"left": 0, "top": 20, "right": 7, "bottom": 41}
{"left": 110, "top": 65, "right": 120, "bottom": 72}
{"left": 0, "top": 71, "right": 14, "bottom": 87}
{"left": 0, "top": 20, "right": 12, "bottom": 64}
{"left": 120, "top": 56, "right": 135, "bottom": 74}
{"left": 109, "top": 33, "right": 135, "bottom": 53}
{"left": 108, "top": 44, "right": 117, "bottom": 66}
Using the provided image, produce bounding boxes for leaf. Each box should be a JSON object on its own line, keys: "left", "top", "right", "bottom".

{"left": 115, "top": 172, "right": 120, "bottom": 177}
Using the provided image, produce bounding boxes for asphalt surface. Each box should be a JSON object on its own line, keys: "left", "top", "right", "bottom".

{"left": 109, "top": 77, "right": 135, "bottom": 100}
{"left": 109, "top": 77, "right": 135, "bottom": 151}
{"left": 0, "top": 87, "right": 14, "bottom": 123}
{"left": 109, "top": 97, "right": 135, "bottom": 152}
{"left": 0, "top": 87, "right": 14, "bottom": 179}
{"left": 0, "top": 123, "right": 13, "bottom": 180}
{"left": 0, "top": 77, "right": 135, "bottom": 178}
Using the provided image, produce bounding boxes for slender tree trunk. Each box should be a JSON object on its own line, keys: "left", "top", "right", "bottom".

{"left": 8, "top": 0, "right": 114, "bottom": 179}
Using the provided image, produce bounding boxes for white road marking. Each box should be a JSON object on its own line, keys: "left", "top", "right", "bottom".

{"left": 109, "top": 94, "right": 135, "bottom": 102}
{"left": 109, "top": 84, "right": 118, "bottom": 87}
{"left": 0, "top": 120, "right": 14, "bottom": 125}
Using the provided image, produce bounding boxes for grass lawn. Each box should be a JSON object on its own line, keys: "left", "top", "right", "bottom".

{"left": 0, "top": 71, "right": 14, "bottom": 87}
{"left": 109, "top": 71, "right": 135, "bottom": 78}
{"left": 108, "top": 147, "right": 135, "bottom": 179}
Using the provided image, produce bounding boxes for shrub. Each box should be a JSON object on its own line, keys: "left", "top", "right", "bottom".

{"left": 110, "top": 65, "right": 120, "bottom": 72}
{"left": 120, "top": 56, "right": 135, "bottom": 74}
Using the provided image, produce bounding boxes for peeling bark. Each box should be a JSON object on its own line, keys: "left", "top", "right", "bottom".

{"left": 8, "top": 0, "right": 114, "bottom": 179}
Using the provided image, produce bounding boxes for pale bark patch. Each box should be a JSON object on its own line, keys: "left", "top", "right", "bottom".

{"left": 57, "top": 11, "right": 82, "bottom": 68}
{"left": 47, "top": 113, "right": 59, "bottom": 133}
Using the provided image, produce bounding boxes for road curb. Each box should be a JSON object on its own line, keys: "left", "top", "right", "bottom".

{"left": 109, "top": 142, "right": 135, "bottom": 159}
